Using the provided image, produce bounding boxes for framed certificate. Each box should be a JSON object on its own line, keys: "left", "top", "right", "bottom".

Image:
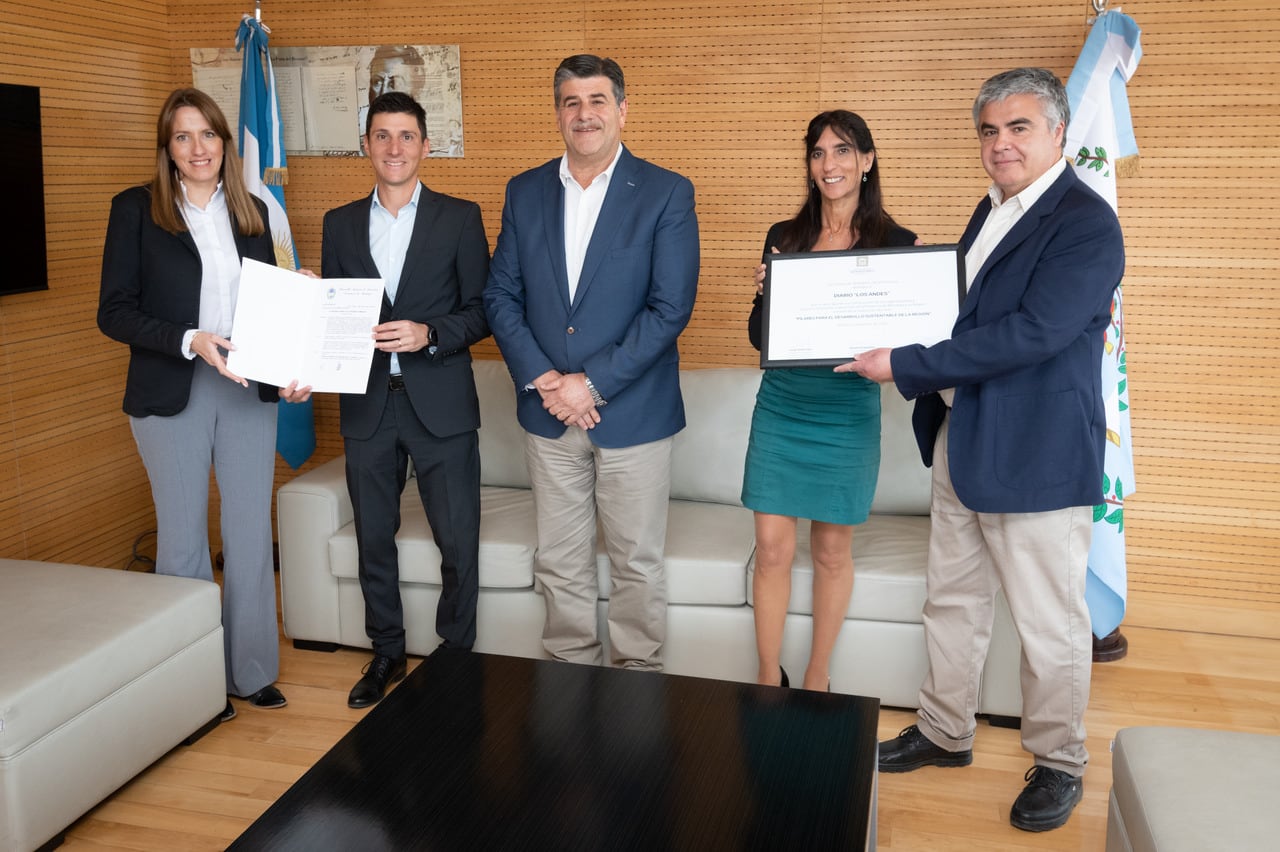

{"left": 761, "top": 244, "right": 965, "bottom": 368}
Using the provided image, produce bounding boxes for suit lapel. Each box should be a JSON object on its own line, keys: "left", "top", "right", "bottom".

{"left": 398, "top": 182, "right": 437, "bottom": 300}
{"left": 176, "top": 228, "right": 200, "bottom": 261}
{"left": 958, "top": 168, "right": 1075, "bottom": 323}
{"left": 540, "top": 165, "right": 571, "bottom": 313}
{"left": 352, "top": 190, "right": 392, "bottom": 315}
{"left": 572, "top": 147, "right": 636, "bottom": 312}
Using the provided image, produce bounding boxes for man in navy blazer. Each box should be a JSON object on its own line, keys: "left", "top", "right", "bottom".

{"left": 323, "top": 92, "right": 490, "bottom": 708}
{"left": 485, "top": 55, "right": 699, "bottom": 670}
{"left": 842, "top": 68, "right": 1124, "bottom": 832}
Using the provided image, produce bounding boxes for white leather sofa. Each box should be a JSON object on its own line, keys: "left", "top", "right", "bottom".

{"left": 278, "top": 360, "right": 1023, "bottom": 717}
{"left": 0, "top": 559, "right": 225, "bottom": 852}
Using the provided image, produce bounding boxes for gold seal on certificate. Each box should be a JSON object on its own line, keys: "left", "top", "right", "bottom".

{"left": 760, "top": 244, "right": 965, "bottom": 368}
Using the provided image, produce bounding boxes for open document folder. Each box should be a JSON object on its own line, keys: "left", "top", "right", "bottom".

{"left": 226, "top": 258, "right": 384, "bottom": 394}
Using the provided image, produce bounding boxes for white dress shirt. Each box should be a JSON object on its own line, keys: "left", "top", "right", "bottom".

{"left": 369, "top": 181, "right": 422, "bottom": 374}
{"left": 560, "top": 144, "right": 623, "bottom": 304}
{"left": 940, "top": 157, "right": 1067, "bottom": 406}
{"left": 179, "top": 181, "right": 243, "bottom": 358}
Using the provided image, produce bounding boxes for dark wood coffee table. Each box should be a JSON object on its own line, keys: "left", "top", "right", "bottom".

{"left": 231, "top": 650, "right": 879, "bottom": 850}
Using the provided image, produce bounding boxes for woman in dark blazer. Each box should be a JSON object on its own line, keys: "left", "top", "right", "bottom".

{"left": 98, "top": 87, "right": 309, "bottom": 720}
{"left": 743, "top": 110, "right": 919, "bottom": 692}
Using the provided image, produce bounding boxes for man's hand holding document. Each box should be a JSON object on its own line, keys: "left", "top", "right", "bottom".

{"left": 227, "top": 258, "right": 384, "bottom": 394}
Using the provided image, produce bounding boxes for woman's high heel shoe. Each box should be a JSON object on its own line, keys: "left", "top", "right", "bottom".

{"left": 779, "top": 667, "right": 790, "bottom": 688}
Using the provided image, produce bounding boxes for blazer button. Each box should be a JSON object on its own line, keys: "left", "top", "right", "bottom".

{"left": 567, "top": 326, "right": 575, "bottom": 334}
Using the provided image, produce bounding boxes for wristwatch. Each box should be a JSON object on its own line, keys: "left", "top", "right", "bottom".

{"left": 583, "top": 376, "right": 607, "bottom": 408}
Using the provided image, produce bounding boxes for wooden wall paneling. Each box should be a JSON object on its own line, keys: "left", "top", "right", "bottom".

{"left": 163, "top": 0, "right": 1280, "bottom": 636}
{"left": 4, "top": 0, "right": 1276, "bottom": 635}
{"left": 1115, "top": 0, "right": 1280, "bottom": 636}
{"left": 0, "top": 332, "right": 22, "bottom": 555}
{"left": 0, "top": 0, "right": 174, "bottom": 567}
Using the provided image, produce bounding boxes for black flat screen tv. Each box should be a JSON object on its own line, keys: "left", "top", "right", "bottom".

{"left": 0, "top": 82, "right": 49, "bottom": 296}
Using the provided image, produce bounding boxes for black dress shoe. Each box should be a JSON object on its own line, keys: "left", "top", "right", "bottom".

{"left": 878, "top": 724, "right": 973, "bottom": 773}
{"left": 219, "top": 700, "right": 236, "bottom": 722}
{"left": 779, "top": 667, "right": 790, "bottom": 688}
{"left": 348, "top": 654, "right": 408, "bottom": 709}
{"left": 246, "top": 685, "right": 287, "bottom": 709}
{"left": 1010, "top": 765, "right": 1083, "bottom": 831}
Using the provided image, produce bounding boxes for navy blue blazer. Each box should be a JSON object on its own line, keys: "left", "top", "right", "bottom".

{"left": 321, "top": 183, "right": 490, "bottom": 442}
{"left": 98, "top": 185, "right": 278, "bottom": 417}
{"left": 484, "top": 146, "right": 700, "bottom": 449}
{"left": 891, "top": 167, "right": 1124, "bottom": 514}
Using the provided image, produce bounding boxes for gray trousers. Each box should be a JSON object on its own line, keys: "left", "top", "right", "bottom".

{"left": 131, "top": 361, "right": 280, "bottom": 697}
{"left": 915, "top": 414, "right": 1093, "bottom": 775}
{"left": 525, "top": 429, "right": 672, "bottom": 670}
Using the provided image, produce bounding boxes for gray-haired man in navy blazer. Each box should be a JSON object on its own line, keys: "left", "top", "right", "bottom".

{"left": 842, "top": 67, "right": 1124, "bottom": 832}
{"left": 322, "top": 92, "right": 490, "bottom": 708}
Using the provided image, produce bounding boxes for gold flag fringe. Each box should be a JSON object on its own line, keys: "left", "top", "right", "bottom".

{"left": 263, "top": 167, "right": 289, "bottom": 186}
{"left": 1115, "top": 154, "right": 1139, "bottom": 178}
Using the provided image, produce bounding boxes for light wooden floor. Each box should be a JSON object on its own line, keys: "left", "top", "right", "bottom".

{"left": 57, "top": 623, "right": 1280, "bottom": 851}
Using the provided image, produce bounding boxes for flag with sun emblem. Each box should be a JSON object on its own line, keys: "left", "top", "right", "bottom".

{"left": 236, "top": 14, "right": 315, "bottom": 468}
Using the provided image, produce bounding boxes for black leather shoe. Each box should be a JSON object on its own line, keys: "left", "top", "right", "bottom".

{"left": 779, "top": 667, "right": 790, "bottom": 688}
{"left": 1010, "top": 765, "right": 1083, "bottom": 831}
{"left": 219, "top": 700, "right": 236, "bottom": 722}
{"left": 348, "top": 654, "right": 407, "bottom": 709}
{"left": 246, "top": 685, "right": 287, "bottom": 710}
{"left": 878, "top": 724, "right": 973, "bottom": 773}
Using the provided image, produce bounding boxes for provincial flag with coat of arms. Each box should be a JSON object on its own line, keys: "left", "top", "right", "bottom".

{"left": 1064, "top": 9, "right": 1142, "bottom": 638}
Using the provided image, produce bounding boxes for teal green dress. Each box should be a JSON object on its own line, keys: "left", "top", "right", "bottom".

{"left": 741, "top": 221, "right": 916, "bottom": 525}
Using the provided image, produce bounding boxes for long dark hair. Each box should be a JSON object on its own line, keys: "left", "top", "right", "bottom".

{"left": 773, "top": 110, "right": 903, "bottom": 252}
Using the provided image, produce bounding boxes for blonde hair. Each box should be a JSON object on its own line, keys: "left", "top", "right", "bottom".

{"left": 150, "top": 87, "right": 265, "bottom": 236}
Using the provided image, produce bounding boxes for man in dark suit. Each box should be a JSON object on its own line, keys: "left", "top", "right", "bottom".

{"left": 322, "top": 92, "right": 490, "bottom": 708}
{"left": 841, "top": 67, "right": 1124, "bottom": 832}
{"left": 484, "top": 55, "right": 699, "bottom": 670}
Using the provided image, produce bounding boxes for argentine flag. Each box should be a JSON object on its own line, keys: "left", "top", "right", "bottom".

{"left": 1066, "top": 10, "right": 1142, "bottom": 638}
{"left": 236, "top": 15, "right": 315, "bottom": 469}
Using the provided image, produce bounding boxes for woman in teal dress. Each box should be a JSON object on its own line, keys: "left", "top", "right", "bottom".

{"left": 743, "top": 110, "right": 917, "bottom": 690}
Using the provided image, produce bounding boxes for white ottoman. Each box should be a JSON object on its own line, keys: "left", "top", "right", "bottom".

{"left": 1108, "top": 726, "right": 1280, "bottom": 852}
{"left": 0, "top": 559, "right": 226, "bottom": 852}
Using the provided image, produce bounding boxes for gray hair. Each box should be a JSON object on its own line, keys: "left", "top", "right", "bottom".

{"left": 972, "top": 67, "right": 1070, "bottom": 149}
{"left": 554, "top": 54, "right": 626, "bottom": 107}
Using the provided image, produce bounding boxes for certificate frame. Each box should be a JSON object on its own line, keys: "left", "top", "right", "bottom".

{"left": 760, "top": 244, "right": 965, "bottom": 368}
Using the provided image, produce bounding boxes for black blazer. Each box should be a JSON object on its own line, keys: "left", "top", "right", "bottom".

{"left": 321, "top": 183, "right": 490, "bottom": 441}
{"left": 98, "top": 185, "right": 278, "bottom": 417}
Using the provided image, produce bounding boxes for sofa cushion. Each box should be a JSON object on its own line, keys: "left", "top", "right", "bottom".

{"left": 869, "top": 386, "right": 932, "bottom": 515}
{"left": 670, "top": 367, "right": 760, "bottom": 505}
{"left": 595, "top": 499, "right": 755, "bottom": 606}
{"left": 1110, "top": 726, "right": 1280, "bottom": 852}
{"left": 328, "top": 485, "right": 536, "bottom": 589}
{"left": 747, "top": 515, "right": 930, "bottom": 623}
{"left": 475, "top": 358, "right": 533, "bottom": 490}
{"left": 0, "top": 560, "right": 221, "bottom": 759}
